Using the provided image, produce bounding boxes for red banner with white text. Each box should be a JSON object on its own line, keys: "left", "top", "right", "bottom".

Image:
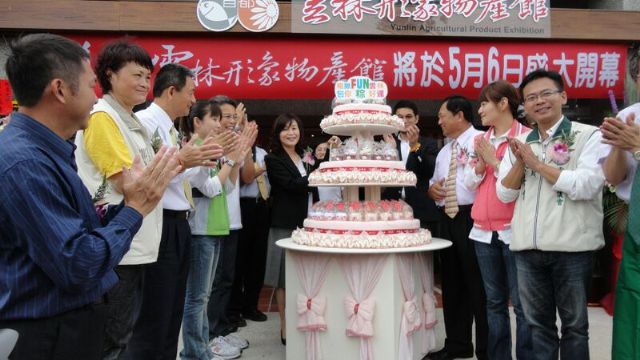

{"left": 67, "top": 34, "right": 627, "bottom": 100}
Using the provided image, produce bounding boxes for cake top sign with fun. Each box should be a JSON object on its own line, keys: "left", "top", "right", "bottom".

{"left": 335, "top": 76, "right": 388, "bottom": 104}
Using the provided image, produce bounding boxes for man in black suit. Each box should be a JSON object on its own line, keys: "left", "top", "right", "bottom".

{"left": 382, "top": 100, "right": 440, "bottom": 235}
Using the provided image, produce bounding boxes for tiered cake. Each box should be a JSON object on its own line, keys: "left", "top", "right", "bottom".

{"left": 292, "top": 76, "right": 432, "bottom": 249}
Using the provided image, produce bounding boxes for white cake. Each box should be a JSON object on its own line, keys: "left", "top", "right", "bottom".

{"left": 294, "top": 79, "right": 431, "bottom": 249}
{"left": 320, "top": 103, "right": 404, "bottom": 129}
{"left": 292, "top": 200, "right": 432, "bottom": 249}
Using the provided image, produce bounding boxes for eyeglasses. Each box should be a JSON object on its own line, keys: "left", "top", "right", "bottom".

{"left": 523, "top": 89, "right": 562, "bottom": 104}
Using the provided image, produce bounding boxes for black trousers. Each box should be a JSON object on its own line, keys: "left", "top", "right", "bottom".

{"left": 228, "top": 198, "right": 271, "bottom": 318}
{"left": 124, "top": 212, "right": 191, "bottom": 360}
{"left": 2, "top": 302, "right": 106, "bottom": 360}
{"left": 439, "top": 206, "right": 489, "bottom": 360}
{"left": 102, "top": 264, "right": 145, "bottom": 360}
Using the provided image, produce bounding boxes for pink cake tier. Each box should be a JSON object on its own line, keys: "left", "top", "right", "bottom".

{"left": 292, "top": 199, "right": 432, "bottom": 248}
{"left": 320, "top": 103, "right": 404, "bottom": 129}
{"left": 309, "top": 160, "right": 416, "bottom": 186}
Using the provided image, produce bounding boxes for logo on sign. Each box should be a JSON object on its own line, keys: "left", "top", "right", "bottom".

{"left": 197, "top": 0, "right": 239, "bottom": 32}
{"left": 197, "top": 0, "right": 280, "bottom": 32}
{"left": 335, "top": 76, "right": 388, "bottom": 103}
{"left": 239, "top": 0, "right": 280, "bottom": 32}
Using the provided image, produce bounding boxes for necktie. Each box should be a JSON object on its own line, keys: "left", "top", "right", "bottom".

{"left": 254, "top": 163, "right": 269, "bottom": 201}
{"left": 444, "top": 140, "right": 459, "bottom": 219}
{"left": 170, "top": 126, "right": 195, "bottom": 208}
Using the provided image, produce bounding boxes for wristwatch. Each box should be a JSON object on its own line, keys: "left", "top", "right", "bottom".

{"left": 633, "top": 150, "right": 640, "bottom": 161}
{"left": 224, "top": 159, "right": 236, "bottom": 167}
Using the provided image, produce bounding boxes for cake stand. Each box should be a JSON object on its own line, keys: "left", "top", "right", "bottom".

{"left": 277, "top": 122, "right": 452, "bottom": 360}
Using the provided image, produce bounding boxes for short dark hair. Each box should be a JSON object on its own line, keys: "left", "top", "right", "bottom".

{"left": 270, "top": 113, "right": 305, "bottom": 154}
{"left": 393, "top": 100, "right": 419, "bottom": 116}
{"left": 629, "top": 43, "right": 640, "bottom": 82}
{"left": 153, "top": 63, "right": 194, "bottom": 98}
{"left": 5, "top": 33, "right": 89, "bottom": 107}
{"left": 442, "top": 95, "right": 473, "bottom": 123}
{"left": 96, "top": 39, "right": 153, "bottom": 94}
{"left": 479, "top": 80, "right": 521, "bottom": 118}
{"left": 179, "top": 99, "right": 221, "bottom": 141}
{"left": 519, "top": 69, "right": 564, "bottom": 99}
{"left": 210, "top": 95, "right": 238, "bottom": 108}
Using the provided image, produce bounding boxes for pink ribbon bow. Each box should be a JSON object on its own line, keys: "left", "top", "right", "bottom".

{"left": 343, "top": 296, "right": 375, "bottom": 338}
{"left": 422, "top": 292, "right": 437, "bottom": 329}
{"left": 401, "top": 297, "right": 422, "bottom": 335}
{"left": 297, "top": 294, "right": 327, "bottom": 332}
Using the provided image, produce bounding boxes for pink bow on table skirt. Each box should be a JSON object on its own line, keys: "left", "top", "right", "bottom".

{"left": 338, "top": 254, "right": 388, "bottom": 360}
{"left": 293, "top": 252, "right": 332, "bottom": 360}
{"left": 297, "top": 294, "right": 327, "bottom": 332}
{"left": 343, "top": 296, "right": 375, "bottom": 338}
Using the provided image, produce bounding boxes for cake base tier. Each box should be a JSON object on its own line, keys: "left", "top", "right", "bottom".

{"left": 290, "top": 228, "right": 434, "bottom": 250}
{"left": 277, "top": 237, "right": 451, "bottom": 254}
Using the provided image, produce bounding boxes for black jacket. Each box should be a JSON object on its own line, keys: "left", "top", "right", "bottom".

{"left": 265, "top": 150, "right": 318, "bottom": 229}
{"left": 382, "top": 135, "right": 440, "bottom": 226}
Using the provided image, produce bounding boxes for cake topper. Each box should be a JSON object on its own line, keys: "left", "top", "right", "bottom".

{"left": 334, "top": 76, "right": 388, "bottom": 105}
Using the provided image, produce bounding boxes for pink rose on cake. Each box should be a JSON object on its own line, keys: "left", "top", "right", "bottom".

{"left": 348, "top": 202, "right": 363, "bottom": 221}
{"left": 335, "top": 202, "right": 348, "bottom": 221}
{"left": 391, "top": 200, "right": 404, "bottom": 220}
{"left": 323, "top": 201, "right": 336, "bottom": 220}
{"left": 364, "top": 201, "right": 379, "bottom": 221}
{"left": 380, "top": 201, "right": 392, "bottom": 221}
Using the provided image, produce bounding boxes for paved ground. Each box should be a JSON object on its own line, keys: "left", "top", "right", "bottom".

{"left": 177, "top": 307, "right": 613, "bottom": 359}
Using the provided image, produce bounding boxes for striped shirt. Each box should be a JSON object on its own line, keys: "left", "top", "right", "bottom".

{"left": 0, "top": 113, "right": 143, "bottom": 320}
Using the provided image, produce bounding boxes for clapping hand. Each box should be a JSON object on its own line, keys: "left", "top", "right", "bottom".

{"left": 122, "top": 146, "right": 182, "bottom": 216}
{"left": 405, "top": 124, "right": 420, "bottom": 147}
{"left": 513, "top": 140, "right": 540, "bottom": 171}
{"left": 601, "top": 113, "right": 640, "bottom": 151}
{"left": 327, "top": 135, "right": 342, "bottom": 148}
{"left": 179, "top": 134, "right": 224, "bottom": 168}
{"left": 475, "top": 137, "right": 499, "bottom": 169}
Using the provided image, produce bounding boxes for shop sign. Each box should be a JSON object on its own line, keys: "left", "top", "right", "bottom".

{"left": 68, "top": 35, "right": 625, "bottom": 100}
{"left": 291, "top": 0, "right": 551, "bottom": 38}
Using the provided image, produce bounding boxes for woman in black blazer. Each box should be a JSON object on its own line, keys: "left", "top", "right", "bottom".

{"left": 263, "top": 113, "right": 317, "bottom": 345}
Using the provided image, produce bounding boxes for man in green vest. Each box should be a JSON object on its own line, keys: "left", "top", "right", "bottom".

{"left": 601, "top": 44, "right": 640, "bottom": 360}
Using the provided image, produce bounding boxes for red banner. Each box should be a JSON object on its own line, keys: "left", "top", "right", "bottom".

{"left": 66, "top": 34, "right": 626, "bottom": 100}
{"left": 0, "top": 80, "right": 12, "bottom": 115}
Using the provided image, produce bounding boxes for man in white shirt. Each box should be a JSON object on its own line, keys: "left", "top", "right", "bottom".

{"left": 601, "top": 47, "right": 640, "bottom": 358}
{"left": 126, "top": 64, "right": 223, "bottom": 360}
{"left": 229, "top": 144, "right": 271, "bottom": 323}
{"left": 207, "top": 96, "right": 255, "bottom": 350}
{"left": 497, "top": 70, "right": 606, "bottom": 359}
{"left": 426, "top": 96, "right": 487, "bottom": 360}
{"left": 382, "top": 100, "right": 439, "bottom": 234}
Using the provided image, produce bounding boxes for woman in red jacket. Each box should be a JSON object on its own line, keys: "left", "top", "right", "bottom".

{"left": 462, "top": 80, "right": 533, "bottom": 360}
